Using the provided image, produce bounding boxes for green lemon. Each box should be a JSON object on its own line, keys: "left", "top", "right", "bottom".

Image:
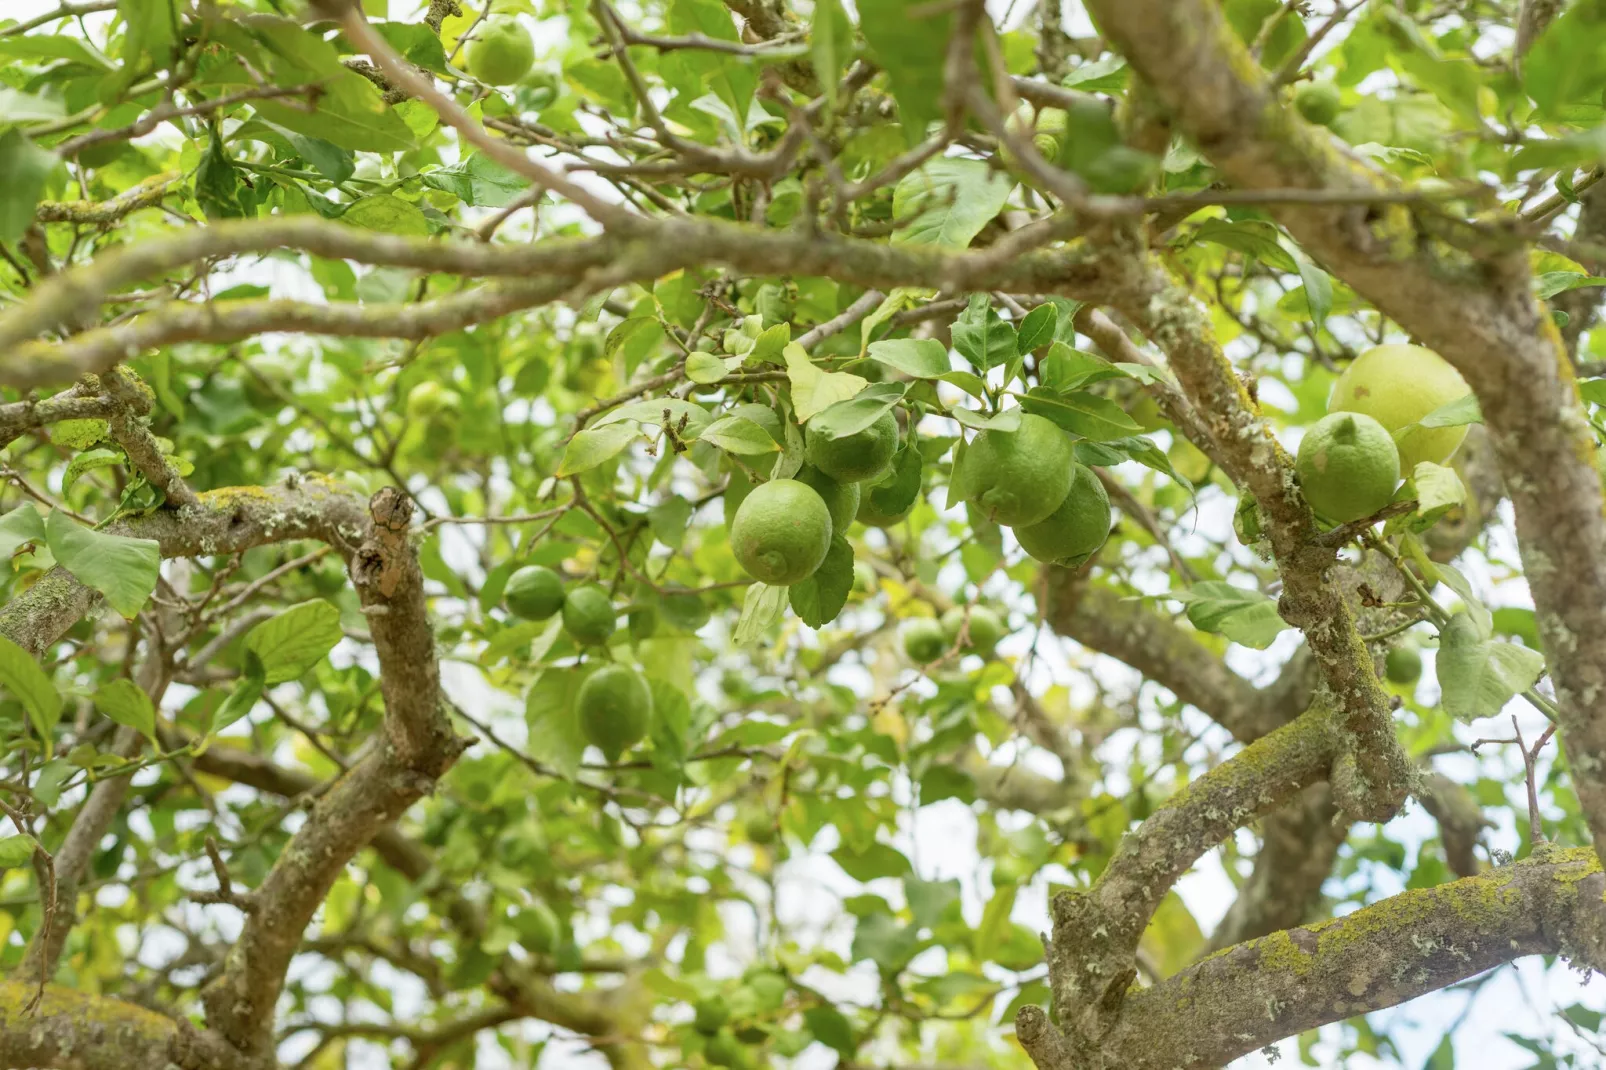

{"left": 1329, "top": 343, "right": 1471, "bottom": 468}
{"left": 742, "top": 809, "right": 776, "bottom": 844}
{"left": 561, "top": 584, "right": 617, "bottom": 645}
{"left": 1295, "top": 80, "right": 1342, "bottom": 126}
{"left": 466, "top": 17, "right": 536, "bottom": 86}
{"left": 1295, "top": 412, "right": 1402, "bottom": 523}
{"left": 406, "top": 381, "right": 453, "bottom": 421}
{"left": 694, "top": 996, "right": 731, "bottom": 1036}
{"left": 941, "top": 605, "right": 1005, "bottom": 656}
{"left": 504, "top": 565, "right": 564, "bottom": 621}
{"left": 1385, "top": 644, "right": 1423, "bottom": 685}
{"left": 1014, "top": 463, "right": 1112, "bottom": 566}
{"left": 901, "top": 618, "right": 948, "bottom": 664}
{"left": 729, "top": 479, "right": 833, "bottom": 586}
{"left": 962, "top": 413, "right": 1075, "bottom": 527}
{"left": 514, "top": 901, "right": 560, "bottom": 954}
{"left": 795, "top": 465, "right": 860, "bottom": 538}
{"left": 577, "top": 663, "right": 653, "bottom": 761}
{"left": 804, "top": 411, "right": 898, "bottom": 483}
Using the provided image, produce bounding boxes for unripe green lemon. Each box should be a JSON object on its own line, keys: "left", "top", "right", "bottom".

{"left": 466, "top": 17, "right": 536, "bottom": 86}
{"left": 1295, "top": 412, "right": 1401, "bottom": 523}
{"left": 562, "top": 584, "right": 617, "bottom": 645}
{"left": 694, "top": 996, "right": 731, "bottom": 1036}
{"left": 1295, "top": 80, "right": 1342, "bottom": 126}
{"left": 577, "top": 663, "right": 653, "bottom": 761}
{"left": 941, "top": 605, "right": 1005, "bottom": 656}
{"left": 504, "top": 565, "right": 564, "bottom": 621}
{"left": 1385, "top": 644, "right": 1423, "bottom": 685}
{"left": 1329, "top": 344, "right": 1471, "bottom": 468}
{"left": 1014, "top": 463, "right": 1111, "bottom": 566}
{"left": 795, "top": 465, "right": 860, "bottom": 538}
{"left": 804, "top": 411, "right": 898, "bottom": 483}
{"left": 901, "top": 618, "right": 948, "bottom": 663}
{"left": 962, "top": 413, "right": 1075, "bottom": 527}
{"left": 514, "top": 901, "right": 560, "bottom": 954}
{"left": 406, "top": 381, "right": 453, "bottom": 421}
{"left": 742, "top": 809, "right": 776, "bottom": 844}
{"left": 729, "top": 479, "right": 833, "bottom": 586}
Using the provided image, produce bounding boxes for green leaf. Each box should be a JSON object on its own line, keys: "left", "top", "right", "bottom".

{"left": 749, "top": 322, "right": 790, "bottom": 364}
{"left": 1175, "top": 582, "right": 1290, "bottom": 649}
{"left": 785, "top": 343, "right": 868, "bottom": 423}
{"left": 1040, "top": 342, "right": 1125, "bottom": 391}
{"left": 789, "top": 536, "right": 853, "bottom": 626}
{"left": 0, "top": 635, "right": 62, "bottom": 749}
{"left": 808, "top": 383, "right": 907, "bottom": 440}
{"left": 905, "top": 876, "right": 961, "bottom": 928}
{"left": 1437, "top": 612, "right": 1547, "bottom": 723}
{"left": 951, "top": 407, "right": 1021, "bottom": 431}
{"left": 420, "top": 153, "right": 531, "bottom": 208}
{"left": 1138, "top": 892, "right": 1204, "bottom": 977}
{"left": 0, "top": 130, "right": 59, "bottom": 244}
{"left": 1416, "top": 393, "right": 1483, "bottom": 429}
{"left": 244, "top": 600, "right": 343, "bottom": 684}
{"left": 892, "top": 159, "right": 1014, "bottom": 248}
{"left": 1186, "top": 219, "right": 1299, "bottom": 273}
{"left": 866, "top": 338, "right": 951, "bottom": 379}
{"left": 52, "top": 419, "right": 110, "bottom": 450}
{"left": 734, "top": 582, "right": 788, "bottom": 644}
{"left": 1019, "top": 388, "right": 1142, "bottom": 441}
{"left": 1016, "top": 303, "right": 1058, "bottom": 353}
{"left": 1524, "top": 0, "right": 1606, "bottom": 117}
{"left": 526, "top": 667, "right": 588, "bottom": 777}
{"left": 974, "top": 882, "right": 1017, "bottom": 959}
{"left": 195, "top": 127, "right": 250, "bottom": 221}
{"left": 699, "top": 416, "right": 780, "bottom": 455}
{"left": 1297, "top": 255, "right": 1333, "bottom": 331}
{"left": 858, "top": 0, "right": 954, "bottom": 143}
{"left": 93, "top": 678, "right": 157, "bottom": 745}
{"left": 1061, "top": 54, "right": 1127, "bottom": 91}
{"left": 0, "top": 88, "right": 68, "bottom": 123}
{"left": 1536, "top": 271, "right": 1606, "bottom": 300}
{"left": 0, "top": 836, "right": 34, "bottom": 870}
{"left": 342, "top": 194, "right": 431, "bottom": 236}
{"left": 112, "top": 0, "right": 179, "bottom": 94}
{"left": 832, "top": 841, "right": 911, "bottom": 881}
{"left": 370, "top": 20, "right": 449, "bottom": 74}
{"left": 261, "top": 120, "right": 354, "bottom": 184}
{"left": 0, "top": 505, "right": 46, "bottom": 564}
{"left": 849, "top": 910, "right": 920, "bottom": 973}
{"left": 1408, "top": 461, "right": 1466, "bottom": 529}
{"left": 803, "top": 1004, "right": 856, "bottom": 1056}
{"left": 45, "top": 510, "right": 160, "bottom": 620}
{"left": 62, "top": 448, "right": 123, "bottom": 494}
{"left": 558, "top": 424, "right": 639, "bottom": 476}
{"left": 257, "top": 71, "right": 417, "bottom": 152}
{"left": 595, "top": 398, "right": 712, "bottom": 435}
{"left": 811, "top": 0, "right": 852, "bottom": 109}
{"left": 684, "top": 351, "right": 731, "bottom": 384}
{"left": 951, "top": 295, "right": 1018, "bottom": 371}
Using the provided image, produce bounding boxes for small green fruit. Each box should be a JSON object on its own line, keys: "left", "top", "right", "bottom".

{"left": 794, "top": 465, "right": 860, "bottom": 539}
{"left": 562, "top": 584, "right": 617, "bottom": 646}
{"left": 577, "top": 663, "right": 653, "bottom": 761}
{"left": 1295, "top": 80, "right": 1343, "bottom": 125}
{"left": 804, "top": 411, "right": 898, "bottom": 483}
{"left": 1329, "top": 344, "right": 1471, "bottom": 469}
{"left": 1385, "top": 644, "right": 1423, "bottom": 685}
{"left": 694, "top": 996, "right": 730, "bottom": 1036}
{"left": 1014, "top": 463, "right": 1111, "bottom": 566}
{"left": 901, "top": 618, "right": 947, "bottom": 664}
{"left": 962, "top": 413, "right": 1075, "bottom": 527}
{"left": 729, "top": 479, "right": 833, "bottom": 586}
{"left": 406, "top": 381, "right": 453, "bottom": 420}
{"left": 466, "top": 17, "right": 536, "bottom": 86}
{"left": 941, "top": 605, "right": 1005, "bottom": 656}
{"left": 504, "top": 565, "right": 564, "bottom": 621}
{"left": 1295, "top": 412, "right": 1401, "bottom": 524}
{"left": 742, "top": 810, "right": 776, "bottom": 844}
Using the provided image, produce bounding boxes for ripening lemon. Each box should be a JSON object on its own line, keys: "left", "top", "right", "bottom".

{"left": 406, "top": 381, "right": 455, "bottom": 421}
{"left": 577, "top": 664, "right": 653, "bottom": 762}
{"left": 1014, "top": 463, "right": 1111, "bottom": 566}
{"left": 962, "top": 414, "right": 1075, "bottom": 527}
{"left": 729, "top": 479, "right": 833, "bottom": 586}
{"left": 1295, "top": 80, "right": 1342, "bottom": 126}
{"left": 1295, "top": 412, "right": 1402, "bottom": 523}
{"left": 1329, "top": 344, "right": 1471, "bottom": 468}
{"left": 562, "top": 584, "right": 617, "bottom": 645}
{"left": 1385, "top": 644, "right": 1423, "bottom": 685}
{"left": 466, "top": 18, "right": 536, "bottom": 86}
{"left": 804, "top": 411, "right": 898, "bottom": 483}
{"left": 901, "top": 618, "right": 948, "bottom": 663}
{"left": 504, "top": 565, "right": 565, "bottom": 621}
{"left": 795, "top": 465, "right": 860, "bottom": 539}
{"left": 941, "top": 605, "right": 1004, "bottom": 657}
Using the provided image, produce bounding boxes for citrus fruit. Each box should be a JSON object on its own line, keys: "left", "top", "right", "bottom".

{"left": 804, "top": 411, "right": 898, "bottom": 483}
{"left": 561, "top": 584, "right": 617, "bottom": 645}
{"left": 504, "top": 565, "right": 564, "bottom": 621}
{"left": 406, "top": 381, "right": 453, "bottom": 421}
{"left": 577, "top": 663, "right": 653, "bottom": 761}
{"left": 1329, "top": 343, "right": 1471, "bottom": 468}
{"left": 1014, "top": 462, "right": 1111, "bottom": 566}
{"left": 795, "top": 465, "right": 860, "bottom": 538}
{"left": 728, "top": 479, "right": 833, "bottom": 586}
{"left": 941, "top": 605, "right": 1004, "bottom": 656}
{"left": 1295, "top": 80, "right": 1342, "bottom": 125}
{"left": 742, "top": 809, "right": 776, "bottom": 844}
{"left": 901, "top": 618, "right": 947, "bottom": 663}
{"left": 694, "top": 996, "right": 730, "bottom": 1036}
{"left": 514, "top": 901, "right": 560, "bottom": 954}
{"left": 466, "top": 17, "right": 535, "bottom": 86}
{"left": 1385, "top": 644, "right": 1423, "bottom": 685}
{"left": 1295, "top": 411, "right": 1401, "bottom": 523}
{"left": 962, "top": 413, "right": 1075, "bottom": 527}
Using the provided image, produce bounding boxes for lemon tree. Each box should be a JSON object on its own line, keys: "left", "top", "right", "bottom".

{"left": 0, "top": 2, "right": 1603, "bottom": 1069}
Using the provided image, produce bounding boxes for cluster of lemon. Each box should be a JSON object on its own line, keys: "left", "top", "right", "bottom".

{"left": 1294, "top": 344, "right": 1471, "bottom": 524}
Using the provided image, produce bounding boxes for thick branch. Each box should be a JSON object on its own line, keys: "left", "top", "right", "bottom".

{"left": 0, "top": 981, "right": 246, "bottom": 1070}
